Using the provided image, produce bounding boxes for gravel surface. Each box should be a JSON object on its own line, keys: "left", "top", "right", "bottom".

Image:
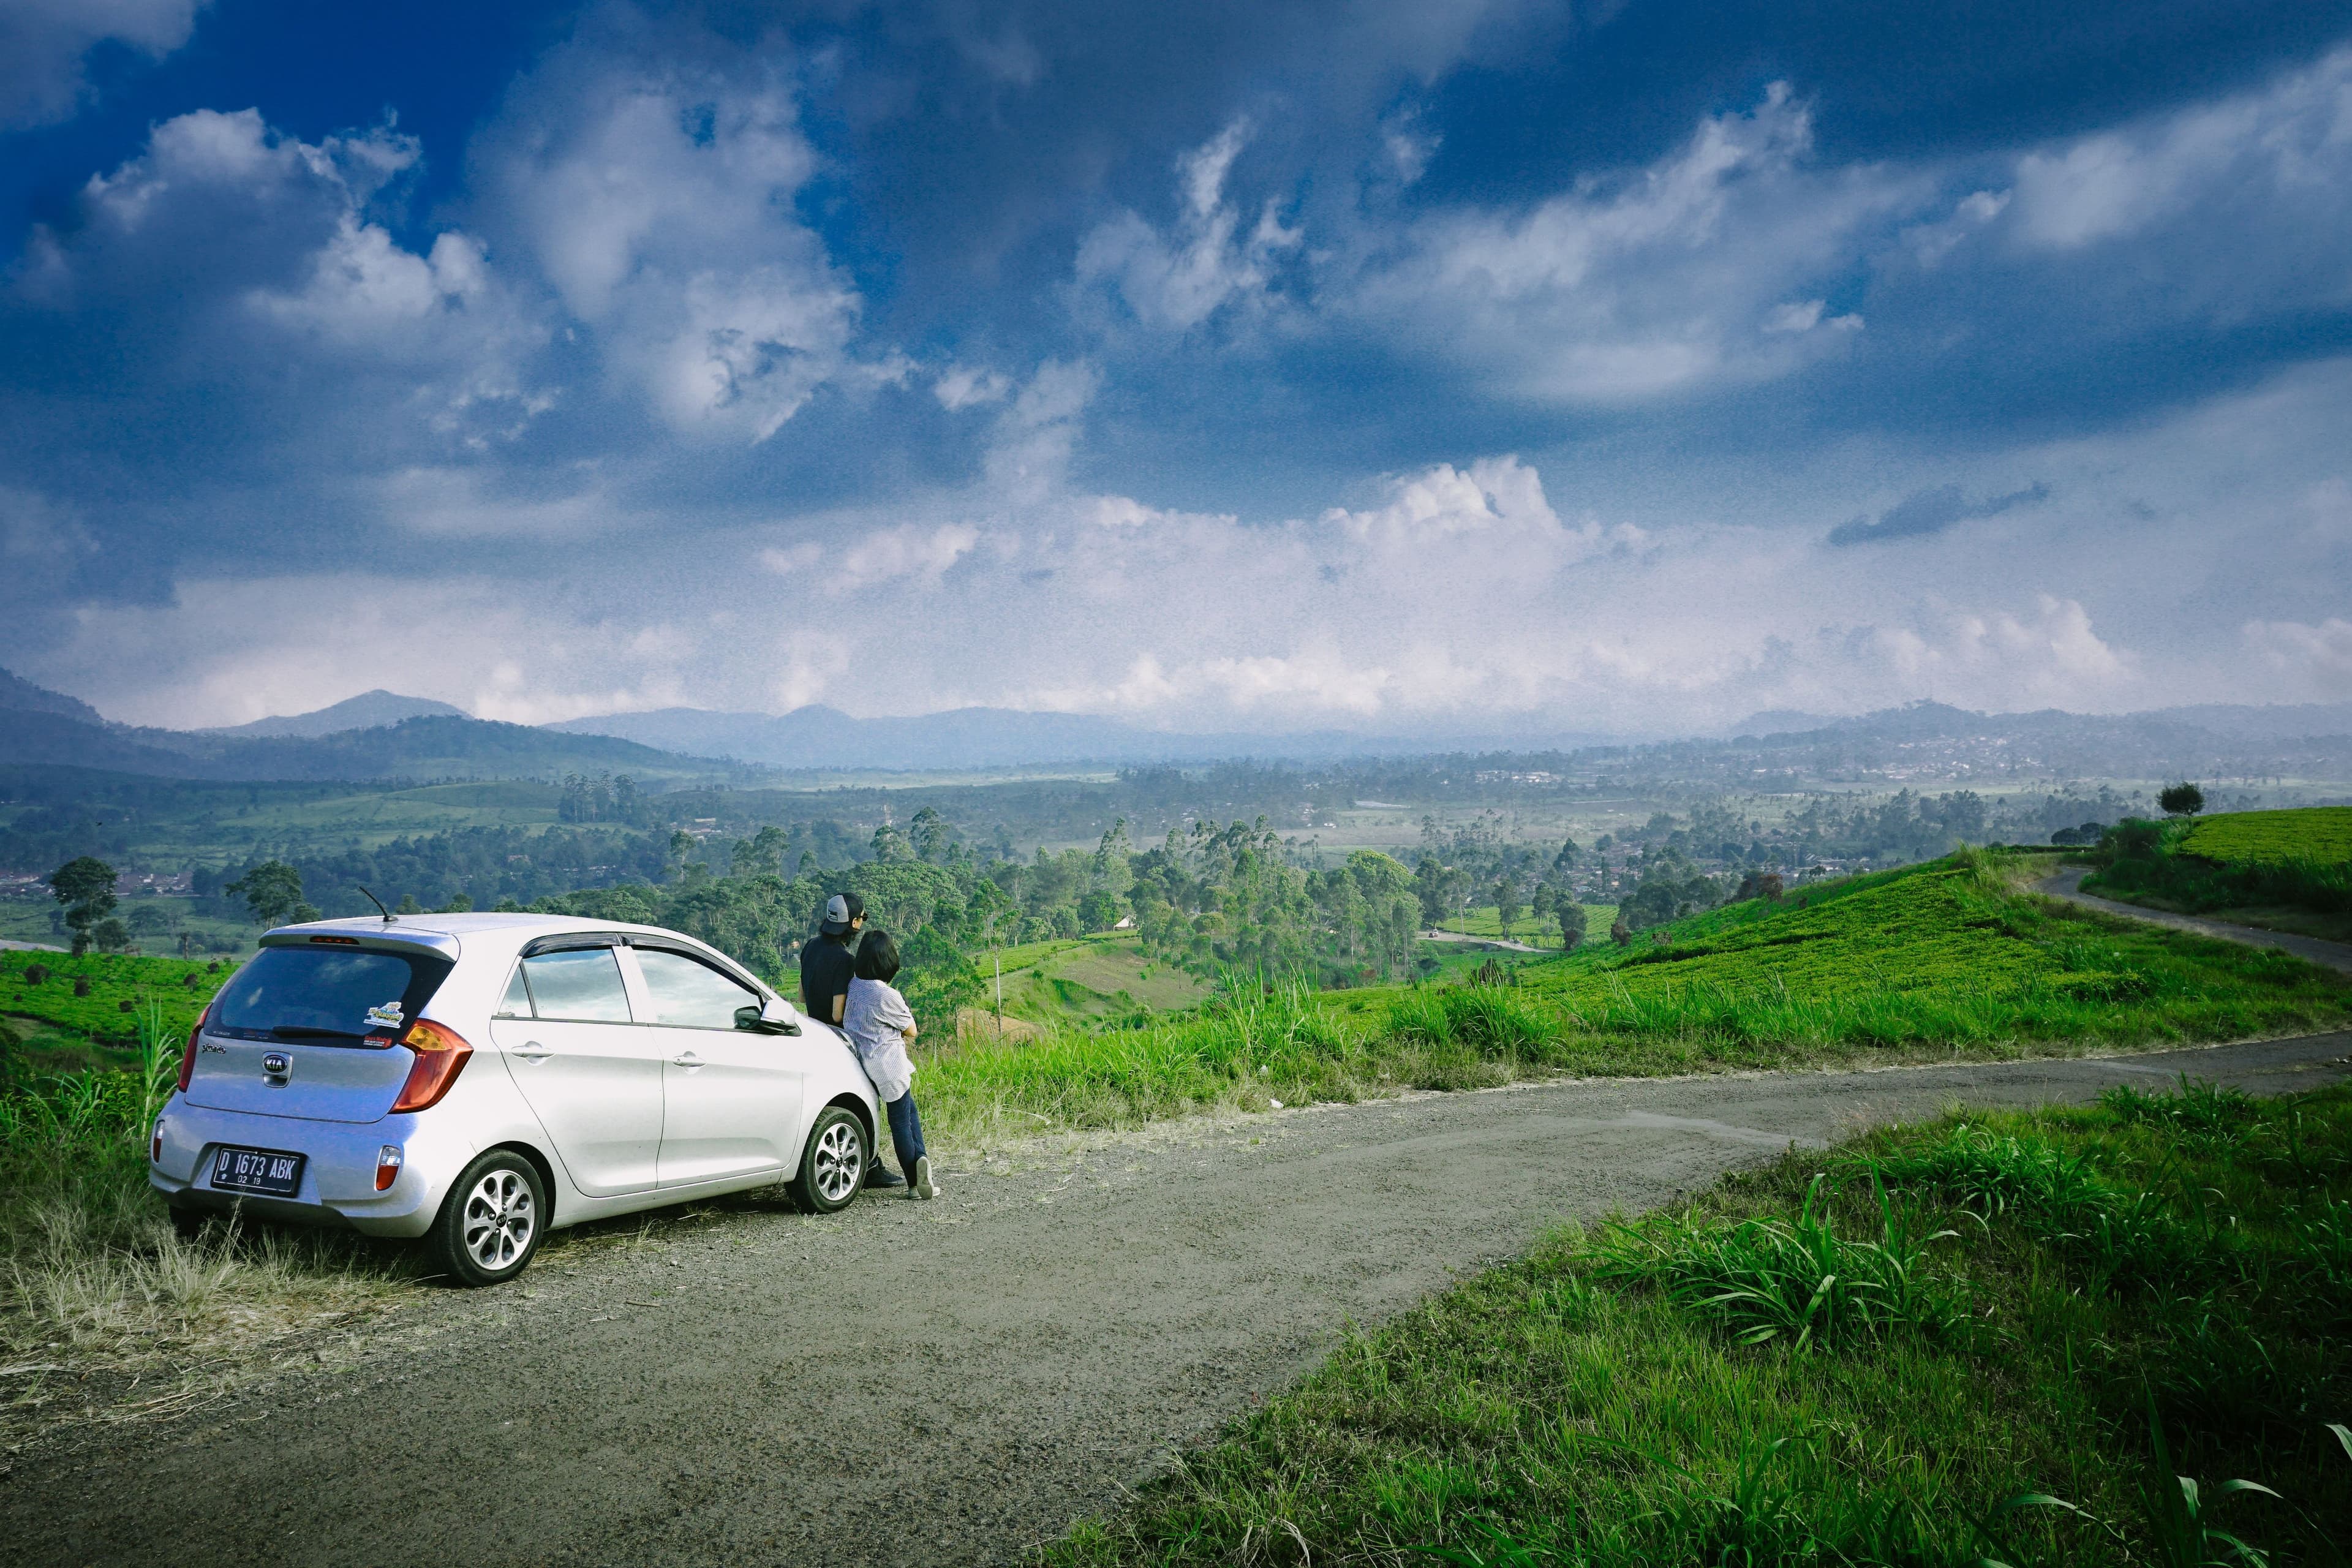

{"left": 7, "top": 1032, "right": 2350, "bottom": 1568}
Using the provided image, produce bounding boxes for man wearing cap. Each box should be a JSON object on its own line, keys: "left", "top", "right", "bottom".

{"left": 800, "top": 892, "right": 905, "bottom": 1189}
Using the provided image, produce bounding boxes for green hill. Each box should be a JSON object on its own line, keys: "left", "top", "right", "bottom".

{"left": 1507, "top": 854, "right": 2341, "bottom": 1055}
{"left": 2179, "top": 805, "right": 2352, "bottom": 865}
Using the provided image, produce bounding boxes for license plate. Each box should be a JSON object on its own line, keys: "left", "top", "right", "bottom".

{"left": 210, "top": 1146, "right": 305, "bottom": 1197}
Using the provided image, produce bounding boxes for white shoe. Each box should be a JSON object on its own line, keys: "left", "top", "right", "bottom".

{"left": 909, "top": 1156, "right": 936, "bottom": 1200}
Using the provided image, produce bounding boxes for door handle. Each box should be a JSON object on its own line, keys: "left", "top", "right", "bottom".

{"left": 512, "top": 1041, "right": 552, "bottom": 1061}
{"left": 672, "top": 1051, "right": 703, "bottom": 1069}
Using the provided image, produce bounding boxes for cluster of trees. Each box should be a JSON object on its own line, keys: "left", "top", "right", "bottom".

{"left": 556, "top": 772, "right": 650, "bottom": 825}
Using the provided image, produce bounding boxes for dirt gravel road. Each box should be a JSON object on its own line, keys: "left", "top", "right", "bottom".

{"left": 9, "top": 1033, "right": 2350, "bottom": 1568}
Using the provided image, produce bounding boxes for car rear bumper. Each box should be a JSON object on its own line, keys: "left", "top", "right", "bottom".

{"left": 149, "top": 1098, "right": 475, "bottom": 1239}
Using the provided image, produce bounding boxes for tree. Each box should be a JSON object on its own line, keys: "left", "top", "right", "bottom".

{"left": 1610, "top": 916, "right": 1632, "bottom": 948}
{"left": 2158, "top": 782, "right": 2205, "bottom": 818}
{"left": 1493, "top": 876, "right": 1523, "bottom": 941}
{"left": 226, "top": 861, "right": 319, "bottom": 927}
{"left": 1558, "top": 901, "right": 1588, "bottom": 951}
{"left": 47, "top": 856, "right": 117, "bottom": 956}
{"left": 910, "top": 807, "right": 949, "bottom": 864}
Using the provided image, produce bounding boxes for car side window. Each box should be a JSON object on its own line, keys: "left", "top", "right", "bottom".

{"left": 496, "top": 965, "right": 532, "bottom": 1019}
{"left": 636, "top": 948, "right": 760, "bottom": 1031}
{"left": 518, "top": 948, "right": 633, "bottom": 1023}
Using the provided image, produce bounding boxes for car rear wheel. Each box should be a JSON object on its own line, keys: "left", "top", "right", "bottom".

{"left": 429, "top": 1150, "right": 545, "bottom": 1286}
{"left": 790, "top": 1107, "right": 867, "bottom": 1214}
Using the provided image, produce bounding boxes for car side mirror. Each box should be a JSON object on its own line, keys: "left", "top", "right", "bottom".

{"left": 737, "top": 997, "right": 803, "bottom": 1036}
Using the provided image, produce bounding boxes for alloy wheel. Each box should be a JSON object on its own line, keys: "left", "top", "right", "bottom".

{"left": 461, "top": 1167, "right": 536, "bottom": 1272}
{"left": 811, "top": 1121, "right": 863, "bottom": 1204}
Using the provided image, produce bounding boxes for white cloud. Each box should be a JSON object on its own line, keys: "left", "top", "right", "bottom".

{"left": 1074, "top": 118, "right": 1302, "bottom": 331}
{"left": 2242, "top": 617, "right": 2352, "bottom": 697}
{"left": 1343, "top": 83, "right": 1910, "bottom": 402}
{"left": 0, "top": 0, "right": 204, "bottom": 129}
{"left": 933, "top": 364, "right": 1012, "bottom": 410}
{"left": 480, "top": 40, "right": 869, "bottom": 442}
{"left": 761, "top": 522, "right": 981, "bottom": 593}
{"left": 2008, "top": 50, "right": 2352, "bottom": 252}
{"left": 12, "top": 107, "right": 545, "bottom": 443}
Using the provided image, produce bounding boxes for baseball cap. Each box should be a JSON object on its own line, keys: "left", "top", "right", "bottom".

{"left": 819, "top": 892, "right": 865, "bottom": 933}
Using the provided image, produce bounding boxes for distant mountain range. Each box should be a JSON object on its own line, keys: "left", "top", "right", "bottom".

{"left": 0, "top": 669, "right": 705, "bottom": 783}
{"left": 539, "top": 704, "right": 1466, "bottom": 769}
{"left": 2, "top": 665, "right": 2349, "bottom": 785}
{"left": 1730, "top": 699, "right": 2352, "bottom": 745}
{"left": 202, "top": 690, "right": 469, "bottom": 738}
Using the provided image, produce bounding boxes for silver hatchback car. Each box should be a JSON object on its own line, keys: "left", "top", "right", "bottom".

{"left": 150, "top": 913, "right": 882, "bottom": 1285}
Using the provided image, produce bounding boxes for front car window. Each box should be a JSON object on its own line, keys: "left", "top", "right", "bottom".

{"left": 636, "top": 948, "right": 760, "bottom": 1030}
{"left": 518, "top": 947, "right": 633, "bottom": 1023}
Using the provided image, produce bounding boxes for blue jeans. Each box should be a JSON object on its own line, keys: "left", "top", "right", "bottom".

{"left": 884, "top": 1092, "right": 926, "bottom": 1180}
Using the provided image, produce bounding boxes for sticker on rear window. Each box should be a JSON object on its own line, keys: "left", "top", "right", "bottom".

{"left": 366, "top": 1000, "right": 405, "bottom": 1031}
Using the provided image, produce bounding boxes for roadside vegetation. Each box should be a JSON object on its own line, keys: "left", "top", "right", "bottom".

{"left": 2083, "top": 806, "right": 2352, "bottom": 944}
{"left": 1052, "top": 1078, "right": 2352, "bottom": 1566}
{"left": 0, "top": 997, "right": 402, "bottom": 1440}
{"left": 6, "top": 842, "right": 2344, "bottom": 1441}
{"left": 921, "top": 850, "right": 2349, "bottom": 1143}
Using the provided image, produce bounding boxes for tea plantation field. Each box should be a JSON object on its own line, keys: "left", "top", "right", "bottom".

{"left": 2179, "top": 804, "right": 2352, "bottom": 865}
{"left": 1510, "top": 853, "right": 2346, "bottom": 1052}
{"left": 1, "top": 949, "right": 228, "bottom": 1043}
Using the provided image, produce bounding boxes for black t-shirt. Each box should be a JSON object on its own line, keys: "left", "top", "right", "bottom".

{"left": 800, "top": 934, "right": 857, "bottom": 1024}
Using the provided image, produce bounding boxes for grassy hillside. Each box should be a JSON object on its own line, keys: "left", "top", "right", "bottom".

{"left": 2, "top": 948, "right": 226, "bottom": 1044}
{"left": 2180, "top": 805, "right": 2352, "bottom": 865}
{"left": 1054, "top": 1080, "right": 2352, "bottom": 1566}
{"left": 1513, "top": 856, "right": 2334, "bottom": 1057}
{"left": 922, "top": 851, "right": 2351, "bottom": 1139}
{"left": 2087, "top": 807, "right": 2352, "bottom": 943}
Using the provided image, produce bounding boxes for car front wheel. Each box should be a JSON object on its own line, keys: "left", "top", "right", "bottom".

{"left": 429, "top": 1150, "right": 545, "bottom": 1286}
{"left": 791, "top": 1107, "right": 867, "bottom": 1213}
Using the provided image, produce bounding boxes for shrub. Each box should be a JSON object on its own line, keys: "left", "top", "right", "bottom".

{"left": 2158, "top": 782, "right": 2206, "bottom": 818}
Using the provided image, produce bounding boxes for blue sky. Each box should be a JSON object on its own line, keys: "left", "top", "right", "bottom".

{"left": 1, "top": 0, "right": 2348, "bottom": 734}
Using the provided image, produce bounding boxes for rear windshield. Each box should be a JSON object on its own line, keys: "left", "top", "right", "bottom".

{"left": 209, "top": 945, "right": 454, "bottom": 1044}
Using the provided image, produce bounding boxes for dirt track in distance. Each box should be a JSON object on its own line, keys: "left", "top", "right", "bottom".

{"left": 7, "top": 1033, "right": 2350, "bottom": 1568}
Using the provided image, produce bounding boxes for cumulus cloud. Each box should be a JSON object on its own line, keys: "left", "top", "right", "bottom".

{"left": 477, "top": 31, "right": 872, "bottom": 442}
{"left": 1074, "top": 118, "right": 1302, "bottom": 331}
{"left": 0, "top": 0, "right": 204, "bottom": 129}
{"left": 2242, "top": 617, "right": 2352, "bottom": 697}
{"left": 1828, "top": 482, "right": 2049, "bottom": 546}
{"left": 7, "top": 107, "right": 544, "bottom": 448}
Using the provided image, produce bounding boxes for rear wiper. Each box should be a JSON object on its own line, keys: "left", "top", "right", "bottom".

{"left": 269, "top": 1025, "right": 364, "bottom": 1040}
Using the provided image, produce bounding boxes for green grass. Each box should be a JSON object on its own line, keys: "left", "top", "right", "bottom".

{"left": 1, "top": 948, "right": 228, "bottom": 1044}
{"left": 2182, "top": 807, "right": 2352, "bottom": 867}
{"left": 1049, "top": 1080, "right": 2352, "bottom": 1566}
{"left": 2086, "top": 810, "right": 2352, "bottom": 941}
{"left": 1509, "top": 852, "right": 2347, "bottom": 1060}
{"left": 920, "top": 853, "right": 2348, "bottom": 1144}
{"left": 0, "top": 1004, "right": 402, "bottom": 1438}
{"left": 1437, "top": 904, "right": 1620, "bottom": 949}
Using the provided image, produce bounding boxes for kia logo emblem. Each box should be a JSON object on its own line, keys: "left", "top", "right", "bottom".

{"left": 262, "top": 1052, "right": 291, "bottom": 1076}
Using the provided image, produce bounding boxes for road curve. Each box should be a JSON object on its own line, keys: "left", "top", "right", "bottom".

{"left": 2036, "top": 864, "right": 2352, "bottom": 975}
{"left": 7, "top": 1033, "right": 2350, "bottom": 1568}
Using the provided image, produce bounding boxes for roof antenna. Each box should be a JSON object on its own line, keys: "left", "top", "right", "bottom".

{"left": 358, "top": 886, "right": 396, "bottom": 923}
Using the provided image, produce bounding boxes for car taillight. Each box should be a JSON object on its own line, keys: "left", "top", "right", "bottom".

{"left": 375, "top": 1144, "right": 404, "bottom": 1191}
{"left": 176, "top": 1005, "right": 211, "bottom": 1093}
{"left": 388, "top": 1019, "right": 472, "bottom": 1113}
{"left": 152, "top": 1118, "right": 167, "bottom": 1163}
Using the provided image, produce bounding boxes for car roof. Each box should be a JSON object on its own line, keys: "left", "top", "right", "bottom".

{"left": 260, "top": 913, "right": 760, "bottom": 973}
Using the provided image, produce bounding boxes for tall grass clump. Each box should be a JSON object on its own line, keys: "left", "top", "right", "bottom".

{"left": 1, "top": 1006, "right": 401, "bottom": 1423}
{"left": 1049, "top": 1080, "right": 2352, "bottom": 1567}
